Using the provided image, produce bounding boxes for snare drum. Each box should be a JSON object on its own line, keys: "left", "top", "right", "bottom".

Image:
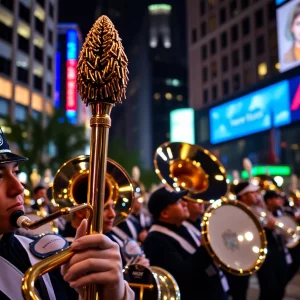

{"left": 123, "top": 264, "right": 180, "bottom": 300}
{"left": 16, "top": 211, "right": 58, "bottom": 237}
{"left": 201, "top": 198, "right": 267, "bottom": 276}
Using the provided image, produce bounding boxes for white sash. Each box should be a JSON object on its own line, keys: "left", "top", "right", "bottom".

{"left": 182, "top": 221, "right": 201, "bottom": 247}
{"left": 126, "top": 219, "right": 138, "bottom": 240}
{"left": 149, "top": 224, "right": 197, "bottom": 254}
{"left": 111, "top": 226, "right": 130, "bottom": 241}
{"left": 140, "top": 213, "right": 146, "bottom": 228}
{"left": 0, "top": 256, "right": 41, "bottom": 300}
{"left": 149, "top": 225, "right": 229, "bottom": 292}
{"left": 15, "top": 235, "right": 56, "bottom": 300}
{"left": 0, "top": 235, "right": 56, "bottom": 300}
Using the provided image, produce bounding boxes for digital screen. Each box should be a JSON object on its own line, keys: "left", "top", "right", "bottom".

{"left": 276, "top": 0, "right": 300, "bottom": 73}
{"left": 289, "top": 75, "right": 300, "bottom": 121}
{"left": 170, "top": 108, "right": 195, "bottom": 144}
{"left": 210, "top": 80, "right": 291, "bottom": 144}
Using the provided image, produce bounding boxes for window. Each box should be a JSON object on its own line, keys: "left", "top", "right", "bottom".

{"left": 243, "top": 43, "right": 251, "bottom": 61}
{"left": 269, "top": 30, "right": 277, "bottom": 49}
{"left": 203, "top": 89, "right": 209, "bottom": 104}
{"left": 256, "top": 35, "right": 265, "bottom": 55}
{"left": 18, "top": 35, "right": 29, "bottom": 52}
{"left": 221, "top": 32, "right": 227, "bottom": 48}
{"left": 202, "top": 67, "right": 208, "bottom": 82}
{"left": 35, "top": 17, "right": 44, "bottom": 34}
{"left": 0, "top": 22, "right": 13, "bottom": 43}
{"left": 257, "top": 62, "right": 268, "bottom": 79}
{"left": 1, "top": 0, "right": 14, "bottom": 11}
{"left": 0, "top": 56, "right": 11, "bottom": 76}
{"left": 49, "top": 2, "right": 54, "bottom": 18}
{"left": 210, "top": 39, "right": 217, "bottom": 55}
{"left": 34, "top": 75, "right": 43, "bottom": 91}
{"left": 255, "top": 9, "right": 264, "bottom": 28}
{"left": 232, "top": 50, "right": 239, "bottom": 67}
{"left": 19, "top": 3, "right": 30, "bottom": 22}
{"left": 219, "top": 8, "right": 226, "bottom": 24}
{"left": 242, "top": 17, "right": 250, "bottom": 36}
{"left": 200, "top": 1, "right": 206, "bottom": 16}
{"left": 0, "top": 98, "right": 9, "bottom": 117}
{"left": 17, "top": 67, "right": 28, "bottom": 84}
{"left": 241, "top": 0, "right": 249, "bottom": 9}
{"left": 222, "top": 80, "right": 229, "bottom": 95}
{"left": 34, "top": 46, "right": 43, "bottom": 62}
{"left": 192, "top": 28, "right": 197, "bottom": 44}
{"left": 221, "top": 56, "right": 228, "bottom": 72}
{"left": 200, "top": 22, "right": 207, "bottom": 37}
{"left": 208, "top": 16, "right": 216, "bottom": 32}
{"left": 201, "top": 45, "right": 207, "bottom": 60}
{"left": 47, "top": 83, "right": 52, "bottom": 98}
{"left": 231, "top": 25, "right": 239, "bottom": 42}
{"left": 211, "top": 61, "right": 217, "bottom": 78}
{"left": 230, "top": 0, "right": 238, "bottom": 17}
{"left": 208, "top": 0, "right": 215, "bottom": 9}
{"left": 48, "top": 29, "right": 53, "bottom": 44}
{"left": 36, "top": 0, "right": 45, "bottom": 7}
{"left": 212, "top": 85, "right": 218, "bottom": 101}
{"left": 268, "top": 1, "right": 276, "bottom": 21}
{"left": 47, "top": 56, "right": 52, "bottom": 71}
{"left": 15, "top": 104, "right": 27, "bottom": 122}
{"left": 232, "top": 74, "right": 240, "bottom": 91}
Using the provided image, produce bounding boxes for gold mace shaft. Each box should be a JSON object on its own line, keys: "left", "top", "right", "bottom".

{"left": 84, "top": 102, "right": 113, "bottom": 299}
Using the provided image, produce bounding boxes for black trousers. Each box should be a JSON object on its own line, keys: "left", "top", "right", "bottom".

{"left": 286, "top": 243, "right": 300, "bottom": 283}
{"left": 256, "top": 251, "right": 288, "bottom": 300}
{"left": 225, "top": 272, "right": 250, "bottom": 300}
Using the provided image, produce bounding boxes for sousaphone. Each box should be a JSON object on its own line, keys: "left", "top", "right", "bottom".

{"left": 154, "top": 141, "right": 228, "bottom": 203}
{"left": 154, "top": 142, "right": 267, "bottom": 276}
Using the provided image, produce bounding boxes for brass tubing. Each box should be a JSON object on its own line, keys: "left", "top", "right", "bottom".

{"left": 20, "top": 204, "right": 93, "bottom": 231}
{"left": 21, "top": 204, "right": 93, "bottom": 300}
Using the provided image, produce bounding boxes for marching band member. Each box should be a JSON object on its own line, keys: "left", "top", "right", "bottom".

{"left": 62, "top": 199, "right": 150, "bottom": 268}
{"left": 143, "top": 187, "right": 228, "bottom": 300}
{"left": 0, "top": 128, "right": 134, "bottom": 300}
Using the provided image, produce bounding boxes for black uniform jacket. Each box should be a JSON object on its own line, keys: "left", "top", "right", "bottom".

{"left": 0, "top": 233, "right": 78, "bottom": 300}
{"left": 143, "top": 221, "right": 226, "bottom": 300}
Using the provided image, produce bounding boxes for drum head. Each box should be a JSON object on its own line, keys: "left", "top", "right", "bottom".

{"left": 202, "top": 199, "right": 267, "bottom": 276}
{"left": 276, "top": 214, "right": 299, "bottom": 248}
{"left": 16, "top": 212, "right": 58, "bottom": 237}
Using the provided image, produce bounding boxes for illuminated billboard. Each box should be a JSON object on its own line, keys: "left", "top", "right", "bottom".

{"left": 210, "top": 80, "right": 292, "bottom": 144}
{"left": 170, "top": 108, "right": 195, "bottom": 144}
{"left": 66, "top": 29, "right": 78, "bottom": 123}
{"left": 276, "top": 0, "right": 300, "bottom": 73}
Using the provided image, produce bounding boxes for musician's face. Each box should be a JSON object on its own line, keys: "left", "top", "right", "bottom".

{"left": 266, "top": 197, "right": 282, "bottom": 211}
{"left": 186, "top": 201, "right": 205, "bottom": 217}
{"left": 291, "top": 15, "right": 300, "bottom": 43}
{"left": 0, "top": 162, "right": 25, "bottom": 234}
{"left": 161, "top": 199, "right": 190, "bottom": 225}
{"left": 241, "top": 191, "right": 258, "bottom": 206}
{"left": 103, "top": 200, "right": 116, "bottom": 234}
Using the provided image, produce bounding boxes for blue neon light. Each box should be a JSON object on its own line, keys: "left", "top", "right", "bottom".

{"left": 67, "top": 30, "right": 77, "bottom": 60}
{"left": 276, "top": 0, "right": 288, "bottom": 5}
{"left": 55, "top": 51, "right": 60, "bottom": 108}
{"left": 210, "top": 80, "right": 291, "bottom": 144}
{"left": 66, "top": 110, "right": 76, "bottom": 124}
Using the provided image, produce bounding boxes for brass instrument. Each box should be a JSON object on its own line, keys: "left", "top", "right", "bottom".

{"left": 154, "top": 142, "right": 228, "bottom": 203}
{"left": 52, "top": 155, "right": 134, "bottom": 226}
{"left": 17, "top": 15, "right": 129, "bottom": 300}
{"left": 154, "top": 142, "right": 267, "bottom": 276}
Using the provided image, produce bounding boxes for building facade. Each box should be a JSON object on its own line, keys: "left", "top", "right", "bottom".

{"left": 187, "top": 0, "right": 277, "bottom": 110}
{"left": 0, "top": 0, "right": 58, "bottom": 127}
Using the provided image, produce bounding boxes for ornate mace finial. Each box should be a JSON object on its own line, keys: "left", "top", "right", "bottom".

{"left": 77, "top": 15, "right": 129, "bottom": 104}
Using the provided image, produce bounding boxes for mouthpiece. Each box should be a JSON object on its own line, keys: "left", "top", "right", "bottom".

{"left": 10, "top": 210, "right": 30, "bottom": 228}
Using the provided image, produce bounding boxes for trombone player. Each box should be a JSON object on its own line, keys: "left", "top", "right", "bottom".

{"left": 0, "top": 128, "right": 134, "bottom": 300}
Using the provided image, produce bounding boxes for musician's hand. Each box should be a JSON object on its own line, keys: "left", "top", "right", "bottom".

{"left": 265, "top": 216, "right": 276, "bottom": 230}
{"left": 138, "top": 229, "right": 148, "bottom": 243}
{"left": 61, "top": 219, "right": 126, "bottom": 300}
{"left": 136, "top": 254, "right": 150, "bottom": 267}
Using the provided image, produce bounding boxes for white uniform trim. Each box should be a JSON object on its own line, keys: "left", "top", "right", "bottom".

{"left": 182, "top": 221, "right": 201, "bottom": 247}
{"left": 15, "top": 235, "right": 57, "bottom": 300}
{"left": 149, "top": 224, "right": 197, "bottom": 254}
